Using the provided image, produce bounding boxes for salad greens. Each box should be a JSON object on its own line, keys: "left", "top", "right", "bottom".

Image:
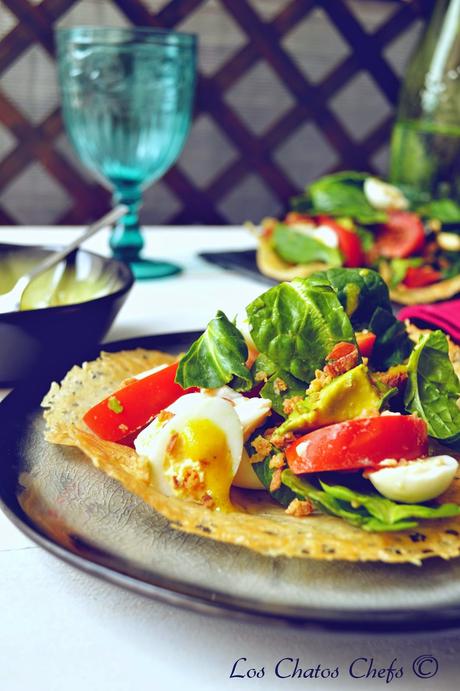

{"left": 405, "top": 330, "right": 460, "bottom": 447}
{"left": 271, "top": 223, "right": 342, "bottom": 266}
{"left": 282, "top": 472, "right": 460, "bottom": 532}
{"left": 388, "top": 257, "right": 424, "bottom": 288}
{"left": 174, "top": 268, "right": 460, "bottom": 534}
{"left": 175, "top": 310, "right": 252, "bottom": 392}
{"left": 291, "top": 171, "right": 387, "bottom": 225}
{"left": 246, "top": 277, "right": 356, "bottom": 382}
{"left": 260, "top": 370, "right": 306, "bottom": 418}
{"left": 415, "top": 198, "right": 460, "bottom": 223}
{"left": 307, "top": 268, "right": 413, "bottom": 369}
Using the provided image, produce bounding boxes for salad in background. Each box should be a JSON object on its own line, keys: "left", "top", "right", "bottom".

{"left": 251, "top": 171, "right": 460, "bottom": 304}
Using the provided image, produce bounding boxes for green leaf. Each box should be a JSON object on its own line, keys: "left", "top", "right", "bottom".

{"left": 260, "top": 370, "right": 306, "bottom": 418}
{"left": 246, "top": 436, "right": 296, "bottom": 508}
{"left": 368, "top": 307, "right": 413, "bottom": 369}
{"left": 404, "top": 330, "right": 460, "bottom": 445}
{"left": 354, "top": 224, "right": 375, "bottom": 252}
{"left": 416, "top": 198, "right": 460, "bottom": 223}
{"left": 271, "top": 223, "right": 343, "bottom": 266}
{"left": 246, "top": 277, "right": 356, "bottom": 383}
{"left": 175, "top": 310, "right": 252, "bottom": 391}
{"left": 388, "top": 257, "right": 424, "bottom": 288}
{"left": 307, "top": 268, "right": 413, "bottom": 369}
{"left": 307, "top": 172, "right": 387, "bottom": 225}
{"left": 320, "top": 482, "right": 460, "bottom": 524}
{"left": 440, "top": 252, "right": 460, "bottom": 279}
{"left": 308, "top": 267, "right": 392, "bottom": 323}
{"left": 280, "top": 471, "right": 460, "bottom": 532}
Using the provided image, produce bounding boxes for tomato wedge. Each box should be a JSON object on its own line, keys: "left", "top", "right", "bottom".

{"left": 285, "top": 416, "right": 428, "bottom": 475}
{"left": 376, "top": 211, "right": 425, "bottom": 258}
{"left": 356, "top": 331, "right": 376, "bottom": 358}
{"left": 316, "top": 215, "right": 364, "bottom": 268}
{"left": 403, "top": 265, "right": 442, "bottom": 288}
{"left": 83, "top": 362, "right": 196, "bottom": 442}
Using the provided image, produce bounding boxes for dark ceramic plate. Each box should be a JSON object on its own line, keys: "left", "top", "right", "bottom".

{"left": 2, "top": 331, "right": 460, "bottom": 633}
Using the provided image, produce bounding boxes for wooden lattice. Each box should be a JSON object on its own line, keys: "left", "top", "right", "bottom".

{"left": 0, "top": 0, "right": 434, "bottom": 225}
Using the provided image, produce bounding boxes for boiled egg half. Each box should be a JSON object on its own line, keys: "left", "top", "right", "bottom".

{"left": 134, "top": 391, "right": 268, "bottom": 509}
{"left": 368, "top": 455, "right": 458, "bottom": 504}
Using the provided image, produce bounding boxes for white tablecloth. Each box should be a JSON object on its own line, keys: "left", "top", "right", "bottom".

{"left": 0, "top": 226, "right": 459, "bottom": 691}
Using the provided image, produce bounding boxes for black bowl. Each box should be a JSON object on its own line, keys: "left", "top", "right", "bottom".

{"left": 0, "top": 243, "right": 134, "bottom": 385}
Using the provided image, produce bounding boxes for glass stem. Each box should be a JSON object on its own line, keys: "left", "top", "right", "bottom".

{"left": 110, "top": 183, "right": 144, "bottom": 262}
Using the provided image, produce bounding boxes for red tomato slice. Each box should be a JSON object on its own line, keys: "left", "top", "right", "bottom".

{"left": 285, "top": 415, "right": 428, "bottom": 475}
{"left": 83, "top": 362, "right": 196, "bottom": 442}
{"left": 316, "top": 215, "right": 364, "bottom": 267}
{"left": 403, "top": 265, "right": 442, "bottom": 288}
{"left": 376, "top": 211, "right": 425, "bottom": 258}
{"left": 355, "top": 331, "right": 376, "bottom": 358}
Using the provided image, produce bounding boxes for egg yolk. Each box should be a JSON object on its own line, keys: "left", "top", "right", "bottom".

{"left": 164, "top": 419, "right": 235, "bottom": 512}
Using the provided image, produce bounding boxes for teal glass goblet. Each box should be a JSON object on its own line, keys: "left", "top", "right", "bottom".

{"left": 56, "top": 26, "right": 197, "bottom": 279}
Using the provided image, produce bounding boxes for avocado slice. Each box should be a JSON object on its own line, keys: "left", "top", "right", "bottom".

{"left": 276, "top": 363, "right": 382, "bottom": 436}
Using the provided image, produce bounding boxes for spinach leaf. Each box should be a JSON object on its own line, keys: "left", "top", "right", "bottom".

{"left": 355, "top": 224, "right": 375, "bottom": 252}
{"left": 388, "top": 257, "right": 423, "bottom": 288}
{"left": 440, "top": 252, "right": 460, "bottom": 279}
{"left": 307, "top": 268, "right": 413, "bottom": 369}
{"left": 251, "top": 354, "right": 306, "bottom": 417}
{"left": 246, "top": 437, "right": 296, "bottom": 507}
{"left": 416, "top": 198, "right": 460, "bottom": 223}
{"left": 281, "top": 471, "right": 460, "bottom": 532}
{"left": 246, "top": 277, "right": 356, "bottom": 383}
{"left": 404, "top": 330, "right": 460, "bottom": 446}
{"left": 271, "top": 223, "right": 342, "bottom": 266}
{"left": 368, "top": 307, "right": 413, "bottom": 369}
{"left": 260, "top": 370, "right": 306, "bottom": 418}
{"left": 175, "top": 310, "right": 252, "bottom": 391}
{"left": 291, "top": 172, "right": 386, "bottom": 225}
{"left": 308, "top": 267, "right": 392, "bottom": 323}
{"left": 320, "top": 482, "right": 460, "bottom": 524}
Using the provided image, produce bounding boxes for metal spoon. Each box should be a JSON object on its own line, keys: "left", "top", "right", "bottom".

{"left": 0, "top": 205, "right": 128, "bottom": 314}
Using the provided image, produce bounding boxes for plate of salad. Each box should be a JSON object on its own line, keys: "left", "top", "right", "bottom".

{"left": 252, "top": 172, "right": 460, "bottom": 304}
{"left": 3, "top": 268, "right": 460, "bottom": 630}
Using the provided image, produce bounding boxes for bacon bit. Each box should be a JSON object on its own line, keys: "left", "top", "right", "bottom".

{"left": 307, "top": 368, "right": 332, "bottom": 394}
{"left": 273, "top": 377, "right": 288, "bottom": 395}
{"left": 166, "top": 432, "right": 179, "bottom": 454}
{"left": 261, "top": 217, "right": 276, "bottom": 238}
{"left": 251, "top": 435, "right": 272, "bottom": 459}
{"left": 285, "top": 212, "right": 313, "bottom": 225}
{"left": 282, "top": 395, "right": 303, "bottom": 416}
{"left": 324, "top": 342, "right": 359, "bottom": 378}
{"left": 374, "top": 366, "right": 408, "bottom": 392}
{"left": 157, "top": 410, "right": 175, "bottom": 424}
{"left": 270, "top": 430, "right": 296, "bottom": 450}
{"left": 285, "top": 498, "right": 314, "bottom": 517}
{"left": 269, "top": 452, "right": 286, "bottom": 470}
{"left": 270, "top": 468, "right": 282, "bottom": 492}
{"left": 202, "top": 493, "right": 216, "bottom": 509}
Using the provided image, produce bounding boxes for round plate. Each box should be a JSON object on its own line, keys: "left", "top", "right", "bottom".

{"left": 2, "top": 331, "right": 460, "bottom": 633}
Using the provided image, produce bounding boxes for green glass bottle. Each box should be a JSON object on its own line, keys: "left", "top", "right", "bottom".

{"left": 390, "top": 0, "right": 460, "bottom": 203}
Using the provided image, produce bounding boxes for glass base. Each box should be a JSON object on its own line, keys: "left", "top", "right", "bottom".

{"left": 129, "top": 258, "right": 182, "bottom": 280}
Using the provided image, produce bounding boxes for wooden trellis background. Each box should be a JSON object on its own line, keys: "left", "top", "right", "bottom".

{"left": 0, "top": 0, "right": 433, "bottom": 226}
